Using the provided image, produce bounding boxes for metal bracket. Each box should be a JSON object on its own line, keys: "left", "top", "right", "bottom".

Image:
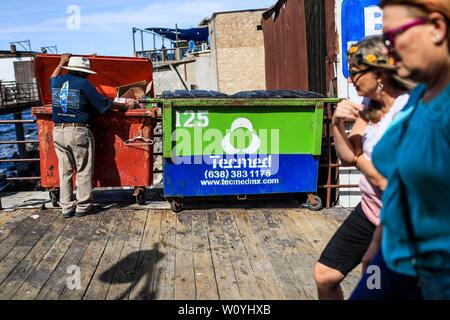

{"left": 124, "top": 129, "right": 154, "bottom": 145}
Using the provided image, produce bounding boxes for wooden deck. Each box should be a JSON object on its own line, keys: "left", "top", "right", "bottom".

{"left": 0, "top": 206, "right": 360, "bottom": 300}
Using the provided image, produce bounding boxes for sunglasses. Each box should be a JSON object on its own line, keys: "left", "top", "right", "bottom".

{"left": 348, "top": 67, "right": 374, "bottom": 79}
{"left": 383, "top": 18, "right": 428, "bottom": 52}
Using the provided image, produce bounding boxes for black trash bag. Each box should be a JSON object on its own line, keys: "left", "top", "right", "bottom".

{"left": 161, "top": 90, "right": 229, "bottom": 99}
{"left": 231, "top": 89, "right": 325, "bottom": 99}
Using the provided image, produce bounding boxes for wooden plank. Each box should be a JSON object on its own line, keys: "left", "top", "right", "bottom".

{"left": 219, "top": 210, "right": 264, "bottom": 300}
{"left": 206, "top": 210, "right": 240, "bottom": 300}
{"left": 174, "top": 212, "right": 196, "bottom": 300}
{"left": 232, "top": 210, "right": 286, "bottom": 300}
{"left": 247, "top": 209, "right": 308, "bottom": 299}
{"left": 271, "top": 209, "right": 322, "bottom": 300}
{"left": 0, "top": 209, "right": 43, "bottom": 261}
{"left": 59, "top": 209, "right": 119, "bottom": 300}
{"left": 106, "top": 210, "right": 147, "bottom": 300}
{"left": 152, "top": 211, "right": 176, "bottom": 300}
{"left": 11, "top": 215, "right": 86, "bottom": 300}
{"left": 191, "top": 211, "right": 219, "bottom": 300}
{"left": 0, "top": 209, "right": 30, "bottom": 242}
{"left": 129, "top": 210, "right": 163, "bottom": 300}
{"left": 311, "top": 210, "right": 344, "bottom": 234}
{"left": 285, "top": 210, "right": 328, "bottom": 255}
{"left": 83, "top": 210, "right": 132, "bottom": 300}
{"left": 35, "top": 213, "right": 102, "bottom": 300}
{"left": 285, "top": 210, "right": 360, "bottom": 298}
{"left": 0, "top": 213, "right": 71, "bottom": 299}
{"left": 0, "top": 210, "right": 58, "bottom": 294}
{"left": 0, "top": 212, "right": 14, "bottom": 227}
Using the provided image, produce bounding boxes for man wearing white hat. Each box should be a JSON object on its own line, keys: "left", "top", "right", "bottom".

{"left": 50, "top": 53, "right": 133, "bottom": 218}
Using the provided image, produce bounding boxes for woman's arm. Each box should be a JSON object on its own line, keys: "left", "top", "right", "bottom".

{"left": 356, "top": 155, "right": 388, "bottom": 191}
{"left": 362, "top": 224, "right": 383, "bottom": 272}
{"left": 332, "top": 100, "right": 367, "bottom": 166}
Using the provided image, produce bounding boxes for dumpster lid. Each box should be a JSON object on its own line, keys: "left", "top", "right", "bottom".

{"left": 34, "top": 54, "right": 154, "bottom": 105}
{"left": 160, "top": 89, "right": 324, "bottom": 99}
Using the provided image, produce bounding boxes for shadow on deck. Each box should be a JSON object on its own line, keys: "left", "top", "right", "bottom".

{"left": 0, "top": 201, "right": 360, "bottom": 300}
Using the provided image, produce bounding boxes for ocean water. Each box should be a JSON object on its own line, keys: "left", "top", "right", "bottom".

{"left": 0, "top": 109, "right": 38, "bottom": 177}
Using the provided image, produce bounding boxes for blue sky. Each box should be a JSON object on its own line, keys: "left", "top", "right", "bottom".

{"left": 0, "top": 0, "right": 276, "bottom": 56}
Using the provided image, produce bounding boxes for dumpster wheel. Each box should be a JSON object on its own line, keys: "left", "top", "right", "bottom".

{"left": 306, "top": 194, "right": 322, "bottom": 211}
{"left": 49, "top": 189, "right": 60, "bottom": 207}
{"left": 134, "top": 187, "right": 147, "bottom": 205}
{"left": 169, "top": 200, "right": 183, "bottom": 213}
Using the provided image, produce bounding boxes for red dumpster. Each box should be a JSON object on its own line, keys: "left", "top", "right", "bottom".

{"left": 32, "top": 54, "right": 157, "bottom": 205}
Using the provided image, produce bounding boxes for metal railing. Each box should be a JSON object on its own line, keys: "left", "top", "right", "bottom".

{"left": 136, "top": 44, "right": 207, "bottom": 63}
{"left": 318, "top": 103, "right": 361, "bottom": 208}
{"left": 0, "top": 81, "right": 40, "bottom": 108}
{"left": 0, "top": 118, "right": 40, "bottom": 184}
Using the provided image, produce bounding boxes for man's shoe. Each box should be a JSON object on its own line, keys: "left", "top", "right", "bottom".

{"left": 75, "top": 205, "right": 102, "bottom": 217}
{"left": 62, "top": 211, "right": 75, "bottom": 218}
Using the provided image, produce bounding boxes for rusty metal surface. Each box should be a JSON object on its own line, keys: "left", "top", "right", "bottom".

{"left": 34, "top": 54, "right": 155, "bottom": 105}
{"left": 34, "top": 107, "right": 157, "bottom": 189}
{"left": 262, "top": 0, "right": 309, "bottom": 91}
{"left": 261, "top": 0, "right": 336, "bottom": 95}
{"left": 325, "top": 0, "right": 337, "bottom": 96}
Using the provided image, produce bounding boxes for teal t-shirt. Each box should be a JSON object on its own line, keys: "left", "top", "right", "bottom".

{"left": 372, "top": 83, "right": 450, "bottom": 276}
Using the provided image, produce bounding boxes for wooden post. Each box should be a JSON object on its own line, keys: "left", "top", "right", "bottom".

{"left": 175, "top": 24, "right": 180, "bottom": 61}
{"left": 132, "top": 28, "right": 136, "bottom": 56}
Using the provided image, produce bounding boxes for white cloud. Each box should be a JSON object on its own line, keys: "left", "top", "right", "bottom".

{"left": 0, "top": 0, "right": 274, "bottom": 35}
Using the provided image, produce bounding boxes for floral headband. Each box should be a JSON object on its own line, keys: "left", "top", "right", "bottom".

{"left": 348, "top": 45, "right": 396, "bottom": 70}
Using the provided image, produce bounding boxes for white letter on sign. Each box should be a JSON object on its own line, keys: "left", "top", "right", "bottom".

{"left": 364, "top": 6, "right": 383, "bottom": 36}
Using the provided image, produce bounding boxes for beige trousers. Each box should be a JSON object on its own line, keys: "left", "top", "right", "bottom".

{"left": 53, "top": 126, "right": 95, "bottom": 214}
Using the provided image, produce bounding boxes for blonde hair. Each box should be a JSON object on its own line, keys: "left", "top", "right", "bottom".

{"left": 380, "top": 0, "right": 450, "bottom": 19}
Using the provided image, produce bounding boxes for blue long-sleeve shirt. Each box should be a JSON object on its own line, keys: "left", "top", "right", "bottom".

{"left": 372, "top": 83, "right": 450, "bottom": 276}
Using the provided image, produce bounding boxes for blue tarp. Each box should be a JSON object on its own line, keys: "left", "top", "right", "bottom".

{"left": 145, "top": 27, "right": 208, "bottom": 43}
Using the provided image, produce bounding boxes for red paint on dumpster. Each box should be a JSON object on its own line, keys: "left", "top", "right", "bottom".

{"left": 33, "top": 107, "right": 157, "bottom": 188}
{"left": 34, "top": 54, "right": 154, "bottom": 105}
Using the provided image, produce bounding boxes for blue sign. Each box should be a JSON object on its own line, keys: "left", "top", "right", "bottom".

{"left": 163, "top": 154, "right": 319, "bottom": 197}
{"left": 341, "top": 0, "right": 383, "bottom": 78}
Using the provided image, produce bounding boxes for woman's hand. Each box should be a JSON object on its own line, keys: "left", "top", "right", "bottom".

{"left": 361, "top": 238, "right": 380, "bottom": 273}
{"left": 333, "top": 100, "right": 364, "bottom": 125}
{"left": 361, "top": 224, "right": 383, "bottom": 273}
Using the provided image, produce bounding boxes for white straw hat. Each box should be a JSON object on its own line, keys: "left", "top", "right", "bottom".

{"left": 62, "top": 56, "right": 97, "bottom": 74}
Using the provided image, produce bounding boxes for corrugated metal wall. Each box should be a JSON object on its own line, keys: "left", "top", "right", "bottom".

{"left": 261, "top": 0, "right": 336, "bottom": 95}
{"left": 262, "top": 0, "right": 309, "bottom": 91}
{"left": 262, "top": 0, "right": 341, "bottom": 207}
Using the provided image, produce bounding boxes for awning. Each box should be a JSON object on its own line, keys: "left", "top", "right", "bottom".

{"left": 145, "top": 27, "right": 209, "bottom": 43}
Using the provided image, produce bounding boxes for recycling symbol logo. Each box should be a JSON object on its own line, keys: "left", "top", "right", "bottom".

{"left": 222, "top": 118, "right": 261, "bottom": 154}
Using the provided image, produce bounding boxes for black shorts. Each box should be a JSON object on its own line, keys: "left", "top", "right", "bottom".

{"left": 318, "top": 203, "right": 376, "bottom": 275}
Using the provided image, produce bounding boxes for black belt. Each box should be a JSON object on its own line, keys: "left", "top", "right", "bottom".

{"left": 54, "top": 123, "right": 91, "bottom": 128}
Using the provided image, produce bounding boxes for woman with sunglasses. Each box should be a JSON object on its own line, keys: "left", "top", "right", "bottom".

{"left": 351, "top": 0, "right": 450, "bottom": 300}
{"left": 313, "top": 35, "right": 414, "bottom": 300}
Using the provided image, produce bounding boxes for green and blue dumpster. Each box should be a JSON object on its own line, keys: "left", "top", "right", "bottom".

{"left": 154, "top": 90, "right": 338, "bottom": 212}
